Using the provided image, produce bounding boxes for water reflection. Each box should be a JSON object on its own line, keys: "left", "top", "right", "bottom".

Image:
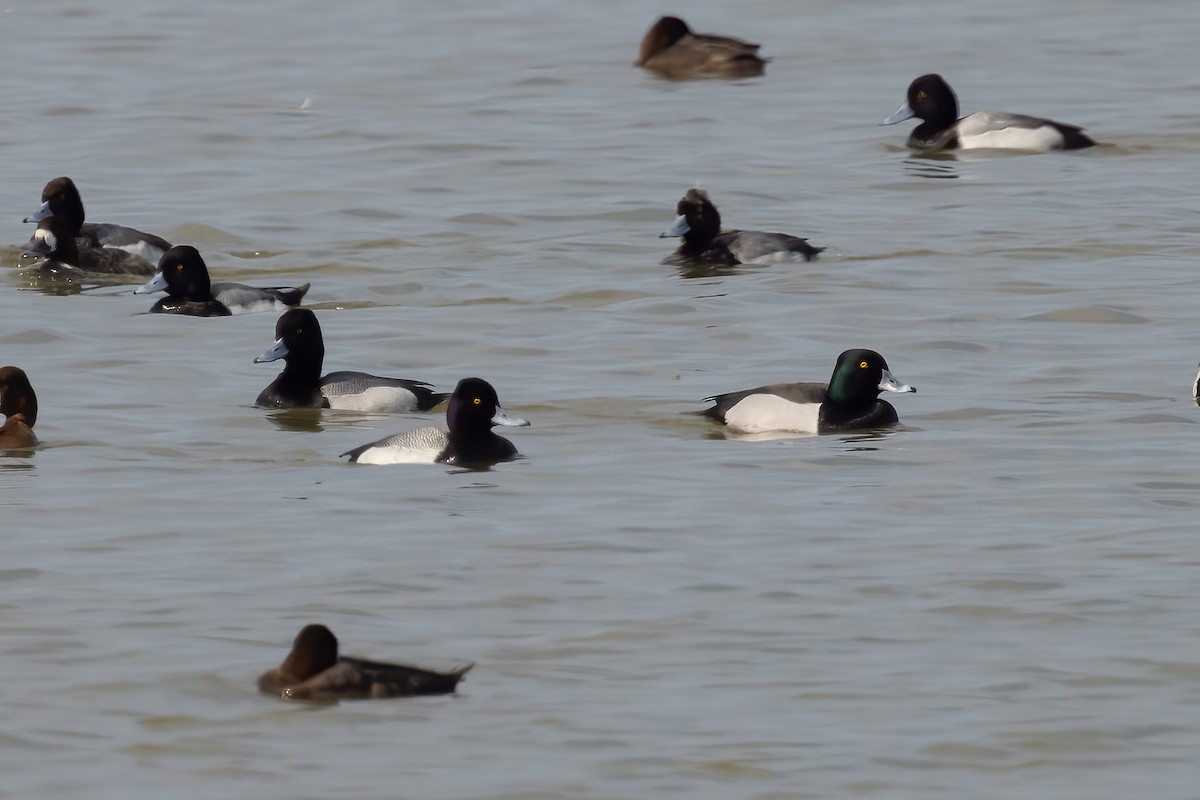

{"left": 902, "top": 156, "right": 960, "bottom": 179}
{"left": 263, "top": 407, "right": 326, "bottom": 433}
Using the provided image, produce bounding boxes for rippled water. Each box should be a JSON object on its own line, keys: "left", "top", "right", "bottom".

{"left": 4, "top": 0, "right": 1200, "bottom": 797}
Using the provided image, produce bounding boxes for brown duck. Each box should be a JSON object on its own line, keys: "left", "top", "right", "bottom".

{"left": 0, "top": 367, "right": 38, "bottom": 449}
{"left": 258, "top": 624, "right": 473, "bottom": 701}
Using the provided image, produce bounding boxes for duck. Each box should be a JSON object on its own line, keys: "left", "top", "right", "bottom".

{"left": 24, "top": 176, "right": 172, "bottom": 265}
{"left": 881, "top": 73, "right": 1095, "bottom": 152}
{"left": 254, "top": 308, "right": 448, "bottom": 412}
{"left": 258, "top": 624, "right": 473, "bottom": 701}
{"left": 341, "top": 377, "right": 529, "bottom": 466}
{"left": 661, "top": 188, "right": 823, "bottom": 267}
{"left": 0, "top": 366, "right": 39, "bottom": 449}
{"left": 636, "top": 16, "right": 767, "bottom": 79}
{"left": 23, "top": 216, "right": 156, "bottom": 278}
{"left": 700, "top": 349, "right": 916, "bottom": 434}
{"left": 134, "top": 245, "right": 309, "bottom": 317}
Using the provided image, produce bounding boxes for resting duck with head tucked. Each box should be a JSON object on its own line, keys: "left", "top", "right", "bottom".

{"left": 636, "top": 16, "right": 768, "bottom": 79}
{"left": 258, "top": 624, "right": 473, "bottom": 701}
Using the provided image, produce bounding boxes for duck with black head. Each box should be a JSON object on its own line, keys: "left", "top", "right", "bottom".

{"left": 881, "top": 74, "right": 1096, "bottom": 153}
{"left": 636, "top": 16, "right": 768, "bottom": 79}
{"left": 661, "top": 188, "right": 823, "bottom": 267}
{"left": 341, "top": 377, "right": 529, "bottom": 466}
{"left": 258, "top": 624, "right": 473, "bottom": 701}
{"left": 254, "top": 308, "right": 448, "bottom": 412}
{"left": 701, "top": 349, "right": 916, "bottom": 434}
{"left": 135, "top": 246, "right": 309, "bottom": 317}
{"left": 0, "top": 366, "right": 39, "bottom": 449}
{"left": 24, "top": 176, "right": 172, "bottom": 265}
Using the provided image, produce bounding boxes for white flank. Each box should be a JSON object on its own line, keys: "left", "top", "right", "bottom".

{"left": 722, "top": 394, "right": 821, "bottom": 434}
{"left": 352, "top": 445, "right": 443, "bottom": 465}
{"left": 326, "top": 386, "right": 418, "bottom": 413}
{"left": 349, "top": 426, "right": 448, "bottom": 465}
{"left": 957, "top": 113, "right": 1064, "bottom": 151}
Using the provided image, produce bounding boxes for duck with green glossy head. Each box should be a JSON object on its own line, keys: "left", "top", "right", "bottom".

{"left": 701, "top": 349, "right": 916, "bottom": 434}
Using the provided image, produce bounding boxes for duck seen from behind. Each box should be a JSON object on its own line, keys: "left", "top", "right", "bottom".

{"left": 135, "top": 245, "right": 309, "bottom": 317}
{"left": 881, "top": 73, "right": 1095, "bottom": 152}
{"left": 0, "top": 366, "right": 39, "bottom": 449}
{"left": 636, "top": 16, "right": 767, "bottom": 79}
{"left": 342, "top": 377, "right": 529, "bottom": 466}
{"left": 701, "top": 349, "right": 916, "bottom": 434}
{"left": 24, "top": 176, "right": 172, "bottom": 266}
{"left": 258, "top": 624, "right": 473, "bottom": 701}
{"left": 661, "top": 188, "right": 823, "bottom": 267}
{"left": 254, "top": 308, "right": 448, "bottom": 412}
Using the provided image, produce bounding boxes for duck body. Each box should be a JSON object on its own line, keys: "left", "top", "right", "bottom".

{"left": 23, "top": 217, "right": 155, "bottom": 277}
{"left": 258, "top": 624, "right": 472, "bottom": 701}
{"left": 637, "top": 16, "right": 767, "bottom": 79}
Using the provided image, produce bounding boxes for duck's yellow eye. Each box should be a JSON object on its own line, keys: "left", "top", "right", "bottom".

{"left": 473, "top": 397, "right": 481, "bottom": 405}
{"left": 917, "top": 90, "right": 927, "bottom": 101}
{"left": 860, "top": 361, "right": 869, "bottom": 369}
{"left": 175, "top": 263, "right": 184, "bottom": 271}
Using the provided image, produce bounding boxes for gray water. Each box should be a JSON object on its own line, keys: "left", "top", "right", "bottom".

{"left": 4, "top": 0, "right": 1200, "bottom": 797}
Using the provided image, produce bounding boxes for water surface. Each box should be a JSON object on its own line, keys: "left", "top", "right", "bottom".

{"left": 4, "top": 0, "right": 1200, "bottom": 798}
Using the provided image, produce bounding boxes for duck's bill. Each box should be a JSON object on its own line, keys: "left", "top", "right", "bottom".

{"left": 254, "top": 339, "right": 288, "bottom": 363}
{"left": 23, "top": 202, "right": 52, "bottom": 224}
{"left": 879, "top": 368, "right": 916, "bottom": 394}
{"left": 659, "top": 214, "right": 690, "bottom": 239}
{"left": 134, "top": 272, "right": 168, "bottom": 295}
{"left": 881, "top": 102, "right": 915, "bottom": 126}
{"left": 492, "top": 405, "right": 531, "bottom": 427}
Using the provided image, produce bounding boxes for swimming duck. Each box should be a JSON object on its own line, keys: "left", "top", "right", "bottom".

{"left": 881, "top": 74, "right": 1095, "bottom": 152}
{"left": 135, "top": 245, "right": 309, "bottom": 317}
{"left": 24, "top": 176, "right": 172, "bottom": 265}
{"left": 661, "top": 188, "right": 822, "bottom": 267}
{"left": 23, "top": 216, "right": 156, "bottom": 277}
{"left": 701, "top": 349, "right": 915, "bottom": 434}
{"left": 258, "top": 624, "right": 473, "bottom": 701}
{"left": 636, "top": 16, "right": 768, "bottom": 79}
{"left": 254, "top": 308, "right": 448, "bottom": 411}
{"left": 0, "top": 366, "right": 38, "bottom": 448}
{"left": 342, "top": 377, "right": 529, "bottom": 466}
